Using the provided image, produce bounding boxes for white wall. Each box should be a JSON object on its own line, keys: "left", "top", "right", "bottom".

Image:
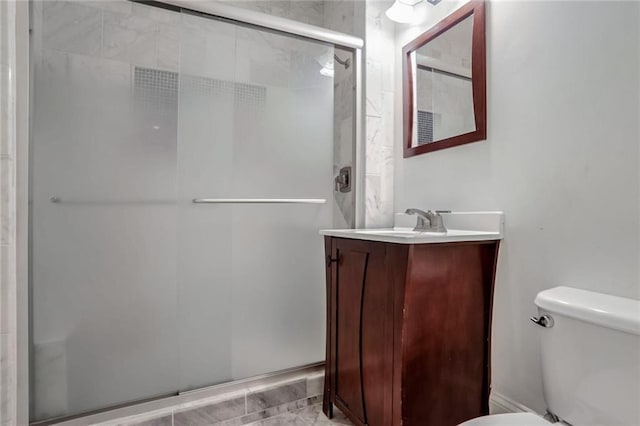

{"left": 395, "top": 0, "right": 640, "bottom": 413}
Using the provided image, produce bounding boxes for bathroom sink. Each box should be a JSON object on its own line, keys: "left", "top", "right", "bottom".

{"left": 320, "top": 227, "right": 500, "bottom": 244}
{"left": 320, "top": 212, "right": 504, "bottom": 244}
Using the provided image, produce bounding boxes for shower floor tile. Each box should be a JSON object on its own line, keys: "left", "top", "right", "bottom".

{"left": 245, "top": 404, "right": 353, "bottom": 426}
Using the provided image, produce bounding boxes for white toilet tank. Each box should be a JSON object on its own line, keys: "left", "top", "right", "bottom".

{"left": 535, "top": 286, "right": 640, "bottom": 426}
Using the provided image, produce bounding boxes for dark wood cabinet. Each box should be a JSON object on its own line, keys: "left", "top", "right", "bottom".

{"left": 323, "top": 237, "right": 500, "bottom": 426}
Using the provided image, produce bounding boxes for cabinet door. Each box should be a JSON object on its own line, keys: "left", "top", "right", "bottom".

{"left": 327, "top": 238, "right": 393, "bottom": 426}
{"left": 400, "top": 242, "right": 498, "bottom": 425}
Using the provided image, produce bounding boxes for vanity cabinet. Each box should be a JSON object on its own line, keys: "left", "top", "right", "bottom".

{"left": 322, "top": 237, "right": 500, "bottom": 426}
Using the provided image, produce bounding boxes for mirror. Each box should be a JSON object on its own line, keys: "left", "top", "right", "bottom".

{"left": 402, "top": 0, "right": 486, "bottom": 157}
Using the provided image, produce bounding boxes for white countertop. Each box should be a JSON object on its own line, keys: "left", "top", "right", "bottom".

{"left": 320, "top": 211, "right": 504, "bottom": 245}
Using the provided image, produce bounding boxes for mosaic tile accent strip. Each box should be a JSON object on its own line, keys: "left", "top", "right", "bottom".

{"left": 417, "top": 110, "right": 434, "bottom": 145}
{"left": 134, "top": 67, "right": 179, "bottom": 113}
{"left": 135, "top": 67, "right": 267, "bottom": 113}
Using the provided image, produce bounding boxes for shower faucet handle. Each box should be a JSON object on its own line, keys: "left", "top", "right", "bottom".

{"left": 334, "top": 167, "right": 351, "bottom": 193}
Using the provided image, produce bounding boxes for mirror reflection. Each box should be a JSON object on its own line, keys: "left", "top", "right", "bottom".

{"left": 411, "top": 14, "right": 475, "bottom": 147}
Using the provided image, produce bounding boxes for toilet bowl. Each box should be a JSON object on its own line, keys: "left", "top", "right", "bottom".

{"left": 460, "top": 412, "right": 550, "bottom": 426}
{"left": 459, "top": 286, "right": 640, "bottom": 426}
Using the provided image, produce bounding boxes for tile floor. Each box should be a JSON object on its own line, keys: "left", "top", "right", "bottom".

{"left": 246, "top": 404, "right": 352, "bottom": 425}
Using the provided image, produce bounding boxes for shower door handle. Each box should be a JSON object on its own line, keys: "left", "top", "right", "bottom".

{"left": 192, "top": 198, "right": 326, "bottom": 204}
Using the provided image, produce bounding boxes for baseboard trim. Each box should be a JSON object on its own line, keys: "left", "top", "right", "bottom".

{"left": 489, "top": 391, "right": 536, "bottom": 415}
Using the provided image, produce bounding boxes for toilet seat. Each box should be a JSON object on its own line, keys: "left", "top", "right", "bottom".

{"left": 458, "top": 413, "right": 550, "bottom": 426}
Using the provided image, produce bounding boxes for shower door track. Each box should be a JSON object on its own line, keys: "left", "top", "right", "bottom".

{"left": 140, "top": 0, "right": 364, "bottom": 50}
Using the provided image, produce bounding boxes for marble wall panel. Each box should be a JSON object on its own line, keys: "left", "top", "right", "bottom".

{"left": 80, "top": 372, "right": 326, "bottom": 426}
{"left": 0, "top": 1, "right": 18, "bottom": 424}
{"left": 219, "top": 0, "right": 325, "bottom": 27}
{"left": 174, "top": 397, "right": 246, "bottom": 425}
{"left": 42, "top": 1, "right": 102, "bottom": 56}
{"left": 364, "top": 0, "right": 395, "bottom": 228}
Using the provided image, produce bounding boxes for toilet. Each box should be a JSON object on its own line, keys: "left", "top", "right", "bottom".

{"left": 460, "top": 286, "right": 640, "bottom": 426}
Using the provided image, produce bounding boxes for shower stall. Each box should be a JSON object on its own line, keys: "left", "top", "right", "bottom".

{"left": 28, "top": 1, "right": 361, "bottom": 422}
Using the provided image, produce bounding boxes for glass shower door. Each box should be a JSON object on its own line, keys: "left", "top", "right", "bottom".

{"left": 228, "top": 25, "right": 333, "bottom": 380}
{"left": 30, "top": 1, "right": 181, "bottom": 420}
{"left": 175, "top": 13, "right": 237, "bottom": 389}
{"left": 30, "top": 1, "right": 336, "bottom": 420}
{"left": 176, "top": 11, "right": 334, "bottom": 389}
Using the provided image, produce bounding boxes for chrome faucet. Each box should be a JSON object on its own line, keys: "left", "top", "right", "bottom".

{"left": 405, "top": 208, "right": 449, "bottom": 233}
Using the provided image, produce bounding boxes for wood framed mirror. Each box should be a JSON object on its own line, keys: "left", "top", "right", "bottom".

{"left": 402, "top": 0, "right": 486, "bottom": 158}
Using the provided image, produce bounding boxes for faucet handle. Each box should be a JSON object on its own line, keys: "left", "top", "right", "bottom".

{"left": 405, "top": 208, "right": 431, "bottom": 231}
{"left": 431, "top": 210, "right": 448, "bottom": 233}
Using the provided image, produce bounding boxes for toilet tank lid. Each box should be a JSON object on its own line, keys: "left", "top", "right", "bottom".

{"left": 535, "top": 286, "right": 640, "bottom": 336}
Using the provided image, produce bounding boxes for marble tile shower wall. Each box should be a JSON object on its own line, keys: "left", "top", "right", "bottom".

{"left": 87, "top": 374, "right": 326, "bottom": 426}
{"left": 364, "top": 0, "right": 395, "bottom": 228}
{"left": 325, "top": 1, "right": 362, "bottom": 228}
{"left": 0, "top": 1, "right": 18, "bottom": 425}
{"left": 220, "top": 0, "right": 325, "bottom": 27}
{"left": 332, "top": 51, "right": 356, "bottom": 229}
{"left": 323, "top": 0, "right": 364, "bottom": 36}
{"left": 32, "top": 0, "right": 184, "bottom": 73}
{"left": 32, "top": 0, "right": 327, "bottom": 75}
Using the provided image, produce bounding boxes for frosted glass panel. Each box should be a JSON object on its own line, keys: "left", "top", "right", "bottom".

{"left": 176, "top": 13, "right": 237, "bottom": 390}
{"left": 176, "top": 14, "right": 334, "bottom": 388}
{"left": 230, "top": 29, "right": 333, "bottom": 379}
{"left": 30, "top": 1, "right": 180, "bottom": 420}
